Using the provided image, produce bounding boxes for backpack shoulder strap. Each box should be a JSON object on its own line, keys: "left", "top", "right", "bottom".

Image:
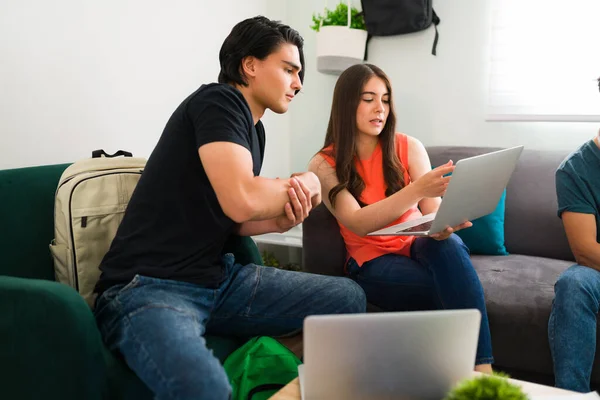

{"left": 431, "top": 9, "right": 440, "bottom": 55}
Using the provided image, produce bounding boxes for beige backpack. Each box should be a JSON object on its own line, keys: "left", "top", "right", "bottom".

{"left": 50, "top": 150, "right": 146, "bottom": 308}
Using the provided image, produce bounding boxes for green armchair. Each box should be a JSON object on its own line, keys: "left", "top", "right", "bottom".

{"left": 0, "top": 163, "right": 261, "bottom": 399}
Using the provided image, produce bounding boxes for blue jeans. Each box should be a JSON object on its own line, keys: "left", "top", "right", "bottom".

{"left": 346, "top": 234, "right": 494, "bottom": 365}
{"left": 549, "top": 264, "right": 600, "bottom": 392}
{"left": 94, "top": 254, "right": 366, "bottom": 400}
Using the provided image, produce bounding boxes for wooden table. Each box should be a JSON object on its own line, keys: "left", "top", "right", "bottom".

{"left": 270, "top": 371, "right": 575, "bottom": 399}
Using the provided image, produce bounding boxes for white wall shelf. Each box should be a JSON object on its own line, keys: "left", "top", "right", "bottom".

{"left": 252, "top": 225, "right": 302, "bottom": 249}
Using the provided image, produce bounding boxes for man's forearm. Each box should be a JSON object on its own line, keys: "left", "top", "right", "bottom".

{"left": 244, "top": 177, "right": 292, "bottom": 221}
{"left": 235, "top": 218, "right": 282, "bottom": 236}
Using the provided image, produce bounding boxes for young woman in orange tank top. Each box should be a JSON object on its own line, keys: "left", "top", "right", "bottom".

{"left": 309, "top": 64, "right": 493, "bottom": 373}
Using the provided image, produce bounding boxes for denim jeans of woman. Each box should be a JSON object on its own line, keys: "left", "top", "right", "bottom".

{"left": 346, "top": 234, "right": 494, "bottom": 365}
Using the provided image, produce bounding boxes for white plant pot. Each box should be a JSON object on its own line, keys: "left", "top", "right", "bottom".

{"left": 316, "top": 25, "right": 368, "bottom": 75}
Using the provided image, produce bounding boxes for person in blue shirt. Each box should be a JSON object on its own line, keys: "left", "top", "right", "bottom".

{"left": 549, "top": 77, "right": 600, "bottom": 392}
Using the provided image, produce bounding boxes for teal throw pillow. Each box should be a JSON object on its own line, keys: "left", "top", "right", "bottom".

{"left": 454, "top": 190, "right": 509, "bottom": 255}
{"left": 436, "top": 168, "right": 509, "bottom": 256}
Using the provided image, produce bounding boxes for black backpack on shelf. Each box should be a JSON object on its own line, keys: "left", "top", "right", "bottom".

{"left": 360, "top": 0, "right": 440, "bottom": 56}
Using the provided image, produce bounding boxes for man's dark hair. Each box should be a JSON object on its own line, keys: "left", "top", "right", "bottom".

{"left": 218, "top": 16, "right": 304, "bottom": 91}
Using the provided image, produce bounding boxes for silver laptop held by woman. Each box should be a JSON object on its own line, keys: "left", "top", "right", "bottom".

{"left": 368, "top": 145, "right": 524, "bottom": 236}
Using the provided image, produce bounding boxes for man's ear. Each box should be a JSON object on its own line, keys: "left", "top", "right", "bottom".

{"left": 241, "top": 56, "right": 257, "bottom": 82}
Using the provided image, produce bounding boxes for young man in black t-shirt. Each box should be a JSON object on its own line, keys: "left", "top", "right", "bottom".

{"left": 93, "top": 16, "right": 366, "bottom": 400}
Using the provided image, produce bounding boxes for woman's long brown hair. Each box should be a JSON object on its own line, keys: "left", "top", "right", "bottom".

{"left": 320, "top": 63, "right": 406, "bottom": 208}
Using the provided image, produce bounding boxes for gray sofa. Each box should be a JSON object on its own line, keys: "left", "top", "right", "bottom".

{"left": 302, "top": 146, "right": 600, "bottom": 387}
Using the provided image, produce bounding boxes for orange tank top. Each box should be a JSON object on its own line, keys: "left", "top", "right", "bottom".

{"left": 320, "top": 133, "right": 423, "bottom": 266}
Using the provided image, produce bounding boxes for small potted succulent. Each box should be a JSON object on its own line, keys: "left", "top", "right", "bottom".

{"left": 310, "top": 2, "right": 368, "bottom": 75}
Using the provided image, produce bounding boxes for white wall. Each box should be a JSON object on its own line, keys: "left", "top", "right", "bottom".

{"left": 0, "top": 0, "right": 291, "bottom": 177}
{"left": 286, "top": 0, "right": 599, "bottom": 173}
{"left": 4, "top": 0, "right": 595, "bottom": 176}
{"left": 286, "top": 0, "right": 339, "bottom": 173}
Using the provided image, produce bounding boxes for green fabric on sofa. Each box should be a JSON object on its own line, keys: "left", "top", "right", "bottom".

{"left": 101, "top": 347, "right": 153, "bottom": 400}
{"left": 0, "top": 162, "right": 264, "bottom": 399}
{"left": 0, "top": 163, "right": 70, "bottom": 280}
{"left": 223, "top": 234, "right": 264, "bottom": 266}
{"left": 0, "top": 276, "right": 107, "bottom": 400}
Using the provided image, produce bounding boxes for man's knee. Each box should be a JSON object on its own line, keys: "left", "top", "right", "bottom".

{"left": 555, "top": 265, "right": 600, "bottom": 304}
{"left": 328, "top": 277, "right": 367, "bottom": 313}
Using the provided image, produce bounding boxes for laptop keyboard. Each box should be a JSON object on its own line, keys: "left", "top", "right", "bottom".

{"left": 397, "top": 220, "right": 433, "bottom": 233}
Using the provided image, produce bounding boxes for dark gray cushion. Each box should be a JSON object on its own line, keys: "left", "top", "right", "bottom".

{"left": 303, "top": 203, "right": 346, "bottom": 277}
{"left": 503, "top": 149, "right": 573, "bottom": 261}
{"left": 472, "top": 254, "right": 569, "bottom": 375}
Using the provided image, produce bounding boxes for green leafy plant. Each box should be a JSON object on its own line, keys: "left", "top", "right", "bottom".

{"left": 261, "top": 250, "right": 302, "bottom": 272}
{"left": 278, "top": 262, "right": 301, "bottom": 272}
{"left": 310, "top": 3, "right": 366, "bottom": 32}
{"left": 444, "top": 373, "right": 529, "bottom": 400}
{"left": 262, "top": 250, "right": 280, "bottom": 268}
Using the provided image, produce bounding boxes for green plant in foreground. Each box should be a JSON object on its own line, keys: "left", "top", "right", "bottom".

{"left": 310, "top": 3, "right": 366, "bottom": 32}
{"left": 444, "top": 373, "right": 529, "bottom": 400}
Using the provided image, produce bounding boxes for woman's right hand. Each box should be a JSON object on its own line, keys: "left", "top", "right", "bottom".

{"left": 413, "top": 161, "right": 455, "bottom": 198}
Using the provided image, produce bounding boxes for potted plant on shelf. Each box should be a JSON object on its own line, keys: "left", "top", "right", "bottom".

{"left": 310, "top": 1, "right": 368, "bottom": 75}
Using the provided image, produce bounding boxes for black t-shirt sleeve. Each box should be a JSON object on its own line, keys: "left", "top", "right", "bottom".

{"left": 187, "top": 86, "right": 253, "bottom": 151}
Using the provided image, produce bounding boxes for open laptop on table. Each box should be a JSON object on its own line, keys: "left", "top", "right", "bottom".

{"left": 367, "top": 145, "right": 524, "bottom": 236}
{"left": 299, "top": 309, "right": 481, "bottom": 400}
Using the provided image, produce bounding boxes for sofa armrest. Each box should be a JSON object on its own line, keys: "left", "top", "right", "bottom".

{"left": 0, "top": 276, "right": 107, "bottom": 400}
{"left": 222, "top": 234, "right": 263, "bottom": 266}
